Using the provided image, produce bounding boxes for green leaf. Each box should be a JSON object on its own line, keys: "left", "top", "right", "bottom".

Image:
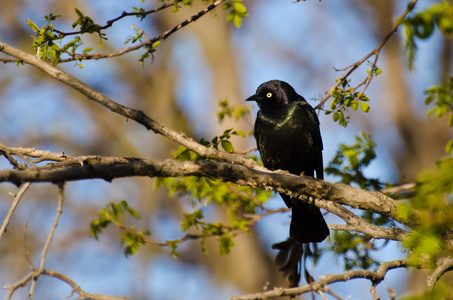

{"left": 233, "top": 3, "right": 248, "bottom": 16}
{"left": 333, "top": 112, "right": 339, "bottom": 122}
{"left": 232, "top": 130, "right": 246, "bottom": 137}
{"left": 424, "top": 94, "right": 435, "bottom": 105}
{"left": 26, "top": 19, "right": 40, "bottom": 33}
{"left": 226, "top": 10, "right": 235, "bottom": 22}
{"left": 446, "top": 140, "right": 453, "bottom": 155}
{"left": 221, "top": 140, "right": 234, "bottom": 152}
{"left": 360, "top": 102, "right": 370, "bottom": 113}
{"left": 218, "top": 235, "right": 234, "bottom": 255}
{"left": 233, "top": 14, "right": 242, "bottom": 27}
{"left": 343, "top": 149, "right": 358, "bottom": 157}
{"left": 83, "top": 47, "right": 93, "bottom": 53}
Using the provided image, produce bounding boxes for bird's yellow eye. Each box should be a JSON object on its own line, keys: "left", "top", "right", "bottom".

{"left": 266, "top": 92, "right": 272, "bottom": 98}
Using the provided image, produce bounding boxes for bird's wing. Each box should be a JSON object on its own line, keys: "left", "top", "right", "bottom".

{"left": 296, "top": 101, "right": 324, "bottom": 180}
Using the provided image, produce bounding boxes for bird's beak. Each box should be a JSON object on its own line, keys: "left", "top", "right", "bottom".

{"left": 246, "top": 94, "right": 265, "bottom": 102}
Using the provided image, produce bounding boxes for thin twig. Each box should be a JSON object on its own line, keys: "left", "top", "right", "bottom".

{"left": 0, "top": 182, "right": 32, "bottom": 241}
{"left": 53, "top": 2, "right": 179, "bottom": 38}
{"left": 56, "top": 0, "right": 227, "bottom": 63}
{"left": 0, "top": 143, "right": 68, "bottom": 163}
{"left": 23, "top": 221, "right": 35, "bottom": 270}
{"left": 29, "top": 183, "right": 65, "bottom": 299}
{"left": 314, "top": 0, "right": 418, "bottom": 110}
{"left": 43, "top": 269, "right": 130, "bottom": 300}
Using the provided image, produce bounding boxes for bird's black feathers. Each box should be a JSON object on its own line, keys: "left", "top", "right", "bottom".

{"left": 247, "top": 80, "right": 329, "bottom": 286}
{"left": 247, "top": 80, "right": 329, "bottom": 243}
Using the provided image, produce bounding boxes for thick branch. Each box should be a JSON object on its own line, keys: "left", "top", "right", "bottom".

{"left": 0, "top": 155, "right": 416, "bottom": 227}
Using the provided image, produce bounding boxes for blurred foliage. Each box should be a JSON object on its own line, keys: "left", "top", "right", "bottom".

{"left": 90, "top": 200, "right": 149, "bottom": 257}
{"left": 223, "top": 0, "right": 249, "bottom": 27}
{"left": 403, "top": 1, "right": 453, "bottom": 69}
{"left": 424, "top": 77, "right": 453, "bottom": 155}
{"left": 217, "top": 99, "right": 251, "bottom": 123}
{"left": 401, "top": 158, "right": 453, "bottom": 267}
{"left": 402, "top": 281, "right": 453, "bottom": 300}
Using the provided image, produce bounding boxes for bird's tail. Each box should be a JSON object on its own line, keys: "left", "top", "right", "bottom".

{"left": 289, "top": 200, "right": 329, "bottom": 243}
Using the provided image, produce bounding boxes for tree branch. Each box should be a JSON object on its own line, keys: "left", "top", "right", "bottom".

{"left": 0, "top": 154, "right": 417, "bottom": 228}
{"left": 426, "top": 256, "right": 453, "bottom": 288}
{"left": 0, "top": 182, "right": 31, "bottom": 241}
{"left": 42, "top": 269, "right": 131, "bottom": 300}
{"left": 52, "top": 1, "right": 179, "bottom": 38}
{"left": 317, "top": 200, "right": 409, "bottom": 241}
{"left": 314, "top": 0, "right": 418, "bottom": 110}
{"left": 229, "top": 259, "right": 413, "bottom": 300}
{"left": 0, "top": 41, "right": 261, "bottom": 171}
{"left": 29, "top": 183, "right": 65, "bottom": 299}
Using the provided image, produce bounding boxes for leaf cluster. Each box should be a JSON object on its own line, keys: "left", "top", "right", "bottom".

{"left": 424, "top": 77, "right": 453, "bottom": 154}
{"left": 26, "top": 11, "right": 105, "bottom": 67}
{"left": 89, "top": 200, "right": 148, "bottom": 257}
{"left": 402, "top": 158, "right": 453, "bottom": 267}
{"left": 325, "top": 73, "right": 375, "bottom": 127}
{"left": 403, "top": 1, "right": 453, "bottom": 69}
{"left": 180, "top": 209, "right": 240, "bottom": 255}
{"left": 217, "top": 99, "right": 251, "bottom": 123}
{"left": 199, "top": 128, "right": 246, "bottom": 152}
{"left": 223, "top": 0, "right": 249, "bottom": 27}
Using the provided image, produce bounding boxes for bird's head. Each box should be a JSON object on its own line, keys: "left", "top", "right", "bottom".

{"left": 246, "top": 80, "right": 300, "bottom": 110}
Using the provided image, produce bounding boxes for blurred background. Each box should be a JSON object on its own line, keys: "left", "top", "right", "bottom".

{"left": 0, "top": 0, "right": 452, "bottom": 299}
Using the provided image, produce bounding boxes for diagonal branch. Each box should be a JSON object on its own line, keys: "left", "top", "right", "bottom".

{"left": 0, "top": 41, "right": 261, "bottom": 171}
{"left": 0, "top": 182, "right": 32, "bottom": 241}
{"left": 29, "top": 183, "right": 65, "bottom": 299}
{"left": 314, "top": 0, "right": 418, "bottom": 110}
{"left": 426, "top": 256, "right": 453, "bottom": 288}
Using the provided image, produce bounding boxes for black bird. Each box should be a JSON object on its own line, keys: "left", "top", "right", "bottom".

{"left": 246, "top": 80, "right": 329, "bottom": 244}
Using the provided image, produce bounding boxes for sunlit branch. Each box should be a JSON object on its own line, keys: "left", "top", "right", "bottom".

{"left": 0, "top": 41, "right": 262, "bottom": 171}
{"left": 0, "top": 182, "right": 31, "bottom": 241}
{"left": 427, "top": 256, "right": 453, "bottom": 288}
{"left": 52, "top": 1, "right": 180, "bottom": 38}
{"left": 230, "top": 259, "right": 413, "bottom": 300}
{"left": 0, "top": 153, "right": 417, "bottom": 228}
{"left": 314, "top": 0, "right": 419, "bottom": 110}
{"left": 29, "top": 183, "right": 65, "bottom": 299}
{"left": 316, "top": 200, "right": 410, "bottom": 241}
